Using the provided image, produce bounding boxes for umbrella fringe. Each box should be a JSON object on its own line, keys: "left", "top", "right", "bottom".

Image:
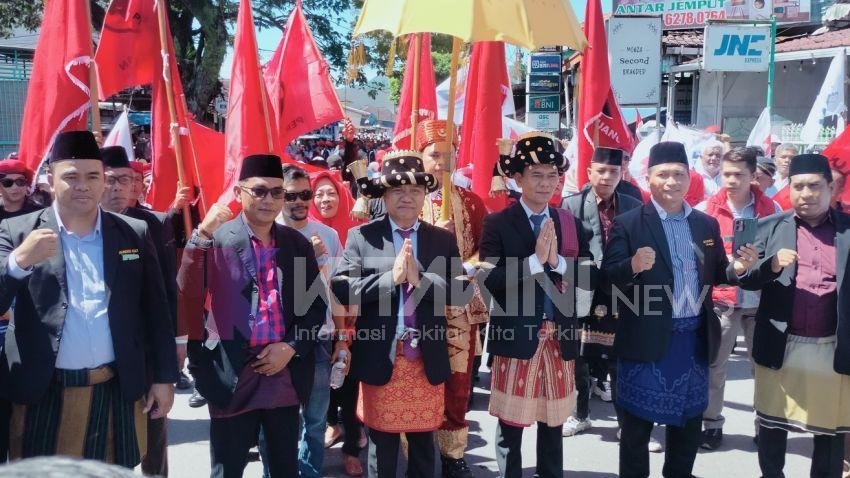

{"left": 346, "top": 42, "right": 366, "bottom": 84}
{"left": 384, "top": 36, "right": 397, "bottom": 76}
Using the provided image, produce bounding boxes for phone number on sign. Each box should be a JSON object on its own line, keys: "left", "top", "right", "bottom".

{"left": 664, "top": 10, "right": 725, "bottom": 26}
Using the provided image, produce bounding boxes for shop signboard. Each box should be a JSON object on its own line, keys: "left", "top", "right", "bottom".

{"left": 612, "top": 0, "right": 810, "bottom": 29}
{"left": 528, "top": 94, "right": 560, "bottom": 113}
{"left": 608, "top": 16, "right": 663, "bottom": 105}
{"left": 529, "top": 53, "right": 562, "bottom": 75}
{"left": 527, "top": 112, "right": 560, "bottom": 131}
{"left": 703, "top": 24, "right": 771, "bottom": 71}
{"left": 529, "top": 74, "right": 561, "bottom": 93}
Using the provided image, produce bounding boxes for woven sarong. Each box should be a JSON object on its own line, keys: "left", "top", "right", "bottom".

{"left": 489, "top": 321, "right": 576, "bottom": 427}
{"left": 755, "top": 334, "right": 850, "bottom": 435}
{"left": 357, "top": 344, "right": 445, "bottom": 433}
{"left": 9, "top": 365, "right": 147, "bottom": 468}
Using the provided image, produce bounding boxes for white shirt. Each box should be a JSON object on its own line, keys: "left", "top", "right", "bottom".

{"left": 8, "top": 208, "right": 114, "bottom": 370}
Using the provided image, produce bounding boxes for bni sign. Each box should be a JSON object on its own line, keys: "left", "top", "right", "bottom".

{"left": 703, "top": 24, "right": 771, "bottom": 72}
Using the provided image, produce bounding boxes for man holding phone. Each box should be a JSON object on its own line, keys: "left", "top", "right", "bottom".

{"left": 695, "top": 147, "right": 781, "bottom": 449}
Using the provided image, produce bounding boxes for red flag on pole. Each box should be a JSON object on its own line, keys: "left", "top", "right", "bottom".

{"left": 264, "top": 1, "right": 345, "bottom": 148}
{"left": 823, "top": 126, "right": 850, "bottom": 204}
{"left": 457, "top": 42, "right": 510, "bottom": 212}
{"left": 576, "top": 0, "right": 635, "bottom": 188}
{"left": 95, "top": 0, "right": 158, "bottom": 99}
{"left": 147, "top": 23, "right": 195, "bottom": 212}
{"left": 392, "top": 34, "right": 437, "bottom": 150}
{"left": 219, "top": 0, "right": 279, "bottom": 207}
{"left": 17, "top": 0, "right": 92, "bottom": 173}
{"left": 187, "top": 119, "right": 225, "bottom": 214}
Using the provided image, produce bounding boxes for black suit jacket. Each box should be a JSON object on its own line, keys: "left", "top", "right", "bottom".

{"left": 478, "top": 202, "right": 598, "bottom": 361}
{"left": 562, "top": 188, "right": 643, "bottom": 318}
{"left": 602, "top": 202, "right": 734, "bottom": 364}
{"left": 177, "top": 215, "right": 326, "bottom": 408}
{"left": 738, "top": 209, "right": 850, "bottom": 375}
{"left": 123, "top": 207, "right": 177, "bottom": 332}
{"left": 331, "top": 217, "right": 468, "bottom": 387}
{"left": 0, "top": 207, "right": 176, "bottom": 403}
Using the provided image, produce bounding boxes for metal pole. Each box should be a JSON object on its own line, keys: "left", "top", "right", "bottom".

{"left": 766, "top": 15, "right": 777, "bottom": 114}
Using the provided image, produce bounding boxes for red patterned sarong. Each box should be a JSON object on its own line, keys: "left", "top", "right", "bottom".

{"left": 489, "top": 321, "right": 576, "bottom": 427}
{"left": 357, "top": 346, "right": 445, "bottom": 433}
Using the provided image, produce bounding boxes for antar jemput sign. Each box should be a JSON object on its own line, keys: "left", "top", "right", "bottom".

{"left": 703, "top": 24, "right": 771, "bottom": 72}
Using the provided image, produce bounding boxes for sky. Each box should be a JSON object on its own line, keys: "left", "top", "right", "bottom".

{"left": 220, "top": 0, "right": 614, "bottom": 80}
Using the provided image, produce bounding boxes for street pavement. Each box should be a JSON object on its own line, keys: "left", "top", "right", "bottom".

{"left": 161, "top": 343, "right": 814, "bottom": 477}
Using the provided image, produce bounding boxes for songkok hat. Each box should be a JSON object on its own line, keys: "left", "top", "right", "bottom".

{"left": 101, "top": 146, "right": 130, "bottom": 169}
{"left": 415, "top": 120, "right": 458, "bottom": 152}
{"left": 239, "top": 154, "right": 284, "bottom": 181}
{"left": 591, "top": 147, "right": 624, "bottom": 166}
{"left": 789, "top": 153, "right": 833, "bottom": 183}
{"left": 648, "top": 142, "right": 688, "bottom": 169}
{"left": 48, "top": 131, "right": 101, "bottom": 164}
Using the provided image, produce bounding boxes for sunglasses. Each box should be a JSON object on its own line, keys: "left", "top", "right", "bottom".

{"left": 105, "top": 175, "right": 134, "bottom": 186}
{"left": 0, "top": 178, "right": 27, "bottom": 188}
{"left": 284, "top": 190, "right": 313, "bottom": 202}
{"left": 239, "top": 186, "right": 286, "bottom": 200}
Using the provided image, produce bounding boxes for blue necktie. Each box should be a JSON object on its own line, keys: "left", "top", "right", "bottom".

{"left": 529, "top": 213, "right": 555, "bottom": 321}
{"left": 530, "top": 213, "right": 546, "bottom": 238}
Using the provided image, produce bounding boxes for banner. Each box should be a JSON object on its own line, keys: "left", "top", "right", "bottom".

{"left": 800, "top": 53, "right": 846, "bottom": 145}
{"left": 703, "top": 24, "right": 771, "bottom": 72}
{"left": 614, "top": 0, "right": 809, "bottom": 29}
{"left": 607, "top": 16, "right": 662, "bottom": 106}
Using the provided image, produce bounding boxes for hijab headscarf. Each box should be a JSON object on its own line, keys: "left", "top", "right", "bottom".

{"left": 309, "top": 169, "right": 363, "bottom": 244}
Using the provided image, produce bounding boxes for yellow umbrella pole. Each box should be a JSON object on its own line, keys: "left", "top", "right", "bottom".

{"left": 409, "top": 34, "right": 422, "bottom": 149}
{"left": 440, "top": 37, "right": 462, "bottom": 221}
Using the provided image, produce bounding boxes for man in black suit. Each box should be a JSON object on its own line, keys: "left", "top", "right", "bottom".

{"left": 561, "top": 147, "right": 642, "bottom": 437}
{"left": 331, "top": 150, "right": 467, "bottom": 478}
{"left": 602, "top": 142, "right": 752, "bottom": 478}
{"left": 177, "top": 154, "right": 326, "bottom": 478}
{"left": 479, "top": 132, "right": 597, "bottom": 478}
{"left": 737, "top": 153, "right": 850, "bottom": 478}
{"left": 0, "top": 130, "right": 176, "bottom": 468}
{"left": 99, "top": 146, "right": 178, "bottom": 476}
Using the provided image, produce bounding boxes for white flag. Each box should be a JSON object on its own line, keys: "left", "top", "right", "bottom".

{"left": 104, "top": 110, "right": 135, "bottom": 162}
{"left": 436, "top": 64, "right": 515, "bottom": 123}
{"left": 628, "top": 131, "right": 660, "bottom": 191}
{"left": 661, "top": 121, "right": 716, "bottom": 167}
{"left": 747, "top": 107, "right": 773, "bottom": 155}
{"left": 801, "top": 53, "right": 846, "bottom": 145}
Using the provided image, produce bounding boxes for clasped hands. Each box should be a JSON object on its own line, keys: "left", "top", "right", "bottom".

{"left": 534, "top": 219, "right": 560, "bottom": 268}
{"left": 392, "top": 238, "right": 420, "bottom": 287}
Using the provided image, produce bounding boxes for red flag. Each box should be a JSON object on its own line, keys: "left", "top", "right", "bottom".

{"left": 17, "top": 0, "right": 92, "bottom": 172}
{"left": 147, "top": 7, "right": 197, "bottom": 212}
{"left": 457, "top": 42, "right": 510, "bottom": 212}
{"left": 577, "top": 0, "right": 635, "bottom": 188}
{"left": 264, "top": 1, "right": 344, "bottom": 148}
{"left": 392, "top": 34, "right": 437, "bottom": 149}
{"left": 187, "top": 120, "right": 225, "bottom": 215}
{"left": 823, "top": 126, "right": 850, "bottom": 204}
{"left": 95, "top": 0, "right": 158, "bottom": 99}
{"left": 219, "top": 0, "right": 279, "bottom": 207}
{"left": 635, "top": 109, "right": 644, "bottom": 130}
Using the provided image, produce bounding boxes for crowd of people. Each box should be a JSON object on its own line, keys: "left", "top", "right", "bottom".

{"left": 0, "top": 119, "right": 848, "bottom": 478}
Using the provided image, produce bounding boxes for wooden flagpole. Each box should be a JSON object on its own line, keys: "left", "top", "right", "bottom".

{"left": 156, "top": 0, "right": 193, "bottom": 238}
{"left": 439, "top": 37, "right": 462, "bottom": 221}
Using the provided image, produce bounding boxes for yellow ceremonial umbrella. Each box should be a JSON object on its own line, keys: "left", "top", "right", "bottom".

{"left": 353, "top": 0, "right": 587, "bottom": 52}
{"left": 353, "top": 0, "right": 586, "bottom": 220}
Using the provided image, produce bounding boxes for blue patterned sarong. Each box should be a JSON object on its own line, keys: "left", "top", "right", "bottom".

{"left": 616, "top": 315, "right": 708, "bottom": 427}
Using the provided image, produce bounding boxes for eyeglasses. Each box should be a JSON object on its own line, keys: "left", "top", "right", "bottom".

{"left": 283, "top": 189, "right": 313, "bottom": 202}
{"left": 0, "top": 178, "right": 27, "bottom": 188}
{"left": 105, "top": 175, "right": 134, "bottom": 186}
{"left": 239, "top": 186, "right": 286, "bottom": 200}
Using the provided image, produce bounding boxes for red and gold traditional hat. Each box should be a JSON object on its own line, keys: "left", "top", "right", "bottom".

{"left": 415, "top": 119, "right": 459, "bottom": 153}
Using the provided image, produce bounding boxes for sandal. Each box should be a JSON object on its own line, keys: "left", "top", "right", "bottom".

{"left": 344, "top": 455, "right": 364, "bottom": 477}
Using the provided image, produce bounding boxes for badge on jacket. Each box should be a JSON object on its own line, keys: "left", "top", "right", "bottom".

{"left": 119, "top": 248, "right": 140, "bottom": 261}
{"left": 702, "top": 239, "right": 715, "bottom": 247}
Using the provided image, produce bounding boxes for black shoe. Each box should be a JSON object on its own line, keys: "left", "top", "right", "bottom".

{"left": 699, "top": 428, "right": 723, "bottom": 450}
{"left": 442, "top": 457, "right": 473, "bottom": 478}
{"left": 176, "top": 371, "right": 193, "bottom": 390}
{"left": 188, "top": 389, "right": 207, "bottom": 408}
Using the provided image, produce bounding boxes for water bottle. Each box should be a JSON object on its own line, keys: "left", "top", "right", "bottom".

{"left": 329, "top": 350, "right": 348, "bottom": 390}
